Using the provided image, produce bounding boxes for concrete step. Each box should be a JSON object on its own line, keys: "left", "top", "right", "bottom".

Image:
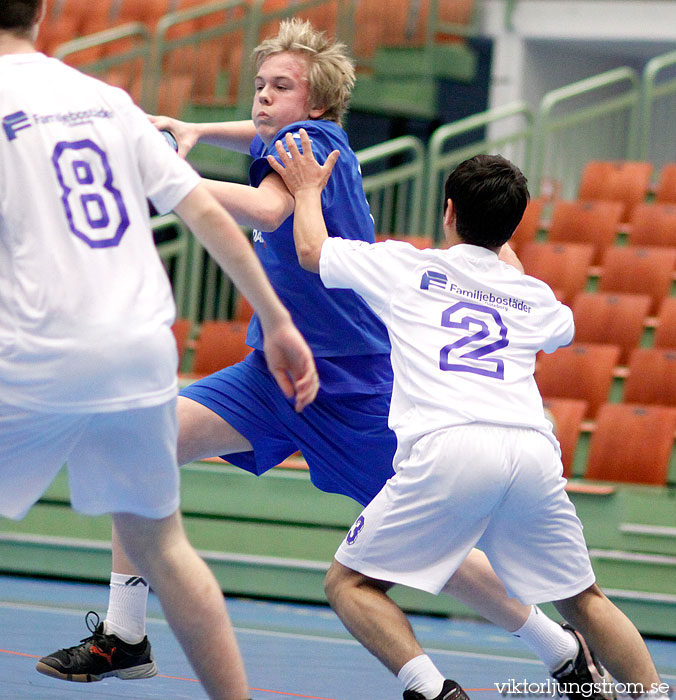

{"left": 350, "top": 74, "right": 440, "bottom": 120}
{"left": 372, "top": 43, "right": 478, "bottom": 83}
{"left": 2, "top": 464, "right": 675, "bottom": 635}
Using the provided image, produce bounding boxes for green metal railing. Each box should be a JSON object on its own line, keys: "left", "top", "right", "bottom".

{"left": 424, "top": 101, "right": 533, "bottom": 241}
{"left": 157, "top": 223, "right": 243, "bottom": 323}
{"left": 154, "top": 214, "right": 196, "bottom": 320}
{"left": 530, "top": 67, "right": 642, "bottom": 199}
{"left": 425, "top": 0, "right": 478, "bottom": 42}
{"left": 150, "top": 0, "right": 256, "bottom": 116}
{"left": 150, "top": 0, "right": 257, "bottom": 181}
{"left": 249, "top": 0, "right": 355, "bottom": 49}
{"left": 159, "top": 135, "right": 427, "bottom": 322}
{"left": 358, "top": 136, "right": 426, "bottom": 236}
{"left": 55, "top": 23, "right": 154, "bottom": 111}
{"left": 52, "top": 12, "right": 676, "bottom": 320}
{"left": 640, "top": 49, "right": 676, "bottom": 169}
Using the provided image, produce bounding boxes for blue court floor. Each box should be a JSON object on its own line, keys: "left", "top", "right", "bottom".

{"left": 1, "top": 574, "right": 674, "bottom": 700}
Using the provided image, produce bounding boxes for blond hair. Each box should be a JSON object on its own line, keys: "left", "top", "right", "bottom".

{"left": 252, "top": 18, "right": 355, "bottom": 125}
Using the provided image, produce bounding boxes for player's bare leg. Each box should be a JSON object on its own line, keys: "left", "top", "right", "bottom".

{"left": 113, "top": 511, "right": 249, "bottom": 700}
{"left": 325, "top": 560, "right": 463, "bottom": 699}
{"left": 554, "top": 584, "right": 664, "bottom": 696}
{"left": 324, "top": 560, "right": 424, "bottom": 674}
{"left": 104, "top": 395, "right": 254, "bottom": 637}
{"left": 177, "top": 396, "right": 253, "bottom": 465}
{"left": 442, "top": 548, "right": 529, "bottom": 631}
{"left": 110, "top": 395, "right": 253, "bottom": 574}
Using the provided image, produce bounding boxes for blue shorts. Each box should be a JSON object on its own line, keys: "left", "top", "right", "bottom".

{"left": 180, "top": 351, "right": 396, "bottom": 506}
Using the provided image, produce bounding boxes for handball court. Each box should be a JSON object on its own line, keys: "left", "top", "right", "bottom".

{"left": 1, "top": 574, "right": 675, "bottom": 700}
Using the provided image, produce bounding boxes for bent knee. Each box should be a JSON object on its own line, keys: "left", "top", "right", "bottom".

{"left": 324, "top": 560, "right": 354, "bottom": 604}
{"left": 324, "top": 560, "right": 393, "bottom": 605}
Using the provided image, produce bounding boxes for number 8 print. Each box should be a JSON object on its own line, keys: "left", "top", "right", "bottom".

{"left": 52, "top": 140, "right": 129, "bottom": 248}
{"left": 440, "top": 301, "right": 509, "bottom": 379}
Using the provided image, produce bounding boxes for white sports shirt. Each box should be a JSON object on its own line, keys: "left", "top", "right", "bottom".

{"left": 0, "top": 53, "right": 200, "bottom": 412}
{"left": 320, "top": 238, "right": 575, "bottom": 467}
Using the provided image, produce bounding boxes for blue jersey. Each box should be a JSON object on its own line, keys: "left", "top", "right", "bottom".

{"left": 246, "top": 119, "right": 392, "bottom": 394}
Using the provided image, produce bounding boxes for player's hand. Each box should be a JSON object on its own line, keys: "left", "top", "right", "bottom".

{"left": 267, "top": 128, "right": 339, "bottom": 196}
{"left": 148, "top": 115, "right": 199, "bottom": 159}
{"left": 263, "top": 320, "right": 319, "bottom": 412}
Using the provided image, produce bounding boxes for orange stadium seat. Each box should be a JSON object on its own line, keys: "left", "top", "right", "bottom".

{"left": 535, "top": 343, "right": 621, "bottom": 419}
{"left": 597, "top": 246, "right": 676, "bottom": 315}
{"left": 584, "top": 403, "right": 676, "bottom": 485}
{"left": 519, "top": 242, "right": 594, "bottom": 304}
{"left": 655, "top": 163, "right": 676, "bottom": 205}
{"left": 171, "top": 318, "right": 193, "bottom": 368}
{"left": 156, "top": 73, "right": 195, "bottom": 118}
{"left": 439, "top": 0, "right": 476, "bottom": 29}
{"left": 78, "top": 0, "right": 116, "bottom": 36}
{"left": 233, "top": 294, "right": 254, "bottom": 322}
{"left": 547, "top": 200, "right": 623, "bottom": 264}
{"left": 510, "top": 197, "right": 546, "bottom": 253}
{"left": 653, "top": 297, "right": 676, "bottom": 349}
{"left": 570, "top": 292, "right": 651, "bottom": 365}
{"left": 117, "top": 0, "right": 171, "bottom": 28}
{"left": 578, "top": 160, "right": 653, "bottom": 222}
{"left": 36, "top": 13, "right": 80, "bottom": 55}
{"left": 628, "top": 202, "right": 676, "bottom": 248}
{"left": 542, "top": 397, "right": 588, "bottom": 478}
{"left": 352, "top": 0, "right": 412, "bottom": 61}
{"left": 188, "top": 321, "right": 251, "bottom": 378}
{"left": 294, "top": 1, "right": 339, "bottom": 35}
{"left": 623, "top": 347, "right": 676, "bottom": 407}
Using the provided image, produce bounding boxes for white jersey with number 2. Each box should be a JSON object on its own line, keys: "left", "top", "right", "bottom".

{"left": 0, "top": 53, "right": 200, "bottom": 412}
{"left": 319, "top": 238, "right": 575, "bottom": 467}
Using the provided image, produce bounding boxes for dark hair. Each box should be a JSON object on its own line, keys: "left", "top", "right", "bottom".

{"left": 443, "top": 154, "right": 529, "bottom": 248}
{"left": 0, "top": 0, "right": 41, "bottom": 32}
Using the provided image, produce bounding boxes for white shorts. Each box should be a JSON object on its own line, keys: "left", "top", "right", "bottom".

{"left": 0, "top": 399, "right": 180, "bottom": 520}
{"left": 335, "top": 423, "right": 595, "bottom": 605}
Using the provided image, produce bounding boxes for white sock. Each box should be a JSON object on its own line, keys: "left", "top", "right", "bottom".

{"left": 397, "top": 654, "right": 445, "bottom": 699}
{"left": 103, "top": 572, "right": 149, "bottom": 644}
{"left": 512, "top": 606, "right": 578, "bottom": 672}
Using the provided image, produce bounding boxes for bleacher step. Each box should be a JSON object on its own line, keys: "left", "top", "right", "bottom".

{"left": 1, "top": 465, "right": 675, "bottom": 635}
{"left": 372, "top": 44, "right": 478, "bottom": 83}
{"left": 1, "top": 528, "right": 674, "bottom": 635}
{"left": 350, "top": 75, "right": 440, "bottom": 120}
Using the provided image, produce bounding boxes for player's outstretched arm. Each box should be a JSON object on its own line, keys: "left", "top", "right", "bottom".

{"left": 267, "top": 128, "right": 339, "bottom": 273}
{"left": 202, "top": 172, "right": 295, "bottom": 232}
{"left": 175, "top": 184, "right": 318, "bottom": 411}
{"left": 148, "top": 115, "right": 257, "bottom": 157}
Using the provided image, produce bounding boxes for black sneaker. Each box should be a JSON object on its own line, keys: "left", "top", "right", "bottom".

{"left": 552, "top": 624, "right": 615, "bottom": 700}
{"left": 36, "top": 611, "right": 157, "bottom": 682}
{"left": 403, "top": 679, "right": 470, "bottom": 700}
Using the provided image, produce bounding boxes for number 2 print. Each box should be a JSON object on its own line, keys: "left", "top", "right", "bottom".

{"left": 439, "top": 301, "right": 509, "bottom": 379}
{"left": 52, "top": 139, "right": 129, "bottom": 248}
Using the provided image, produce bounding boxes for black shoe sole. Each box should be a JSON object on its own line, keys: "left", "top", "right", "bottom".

{"left": 35, "top": 659, "right": 158, "bottom": 682}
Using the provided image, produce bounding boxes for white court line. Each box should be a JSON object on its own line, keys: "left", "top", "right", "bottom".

{"left": 2, "top": 600, "right": 675, "bottom": 679}
{"left": 0, "top": 600, "right": 539, "bottom": 667}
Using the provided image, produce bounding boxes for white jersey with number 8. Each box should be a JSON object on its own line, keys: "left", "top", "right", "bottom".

{"left": 0, "top": 53, "right": 200, "bottom": 412}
